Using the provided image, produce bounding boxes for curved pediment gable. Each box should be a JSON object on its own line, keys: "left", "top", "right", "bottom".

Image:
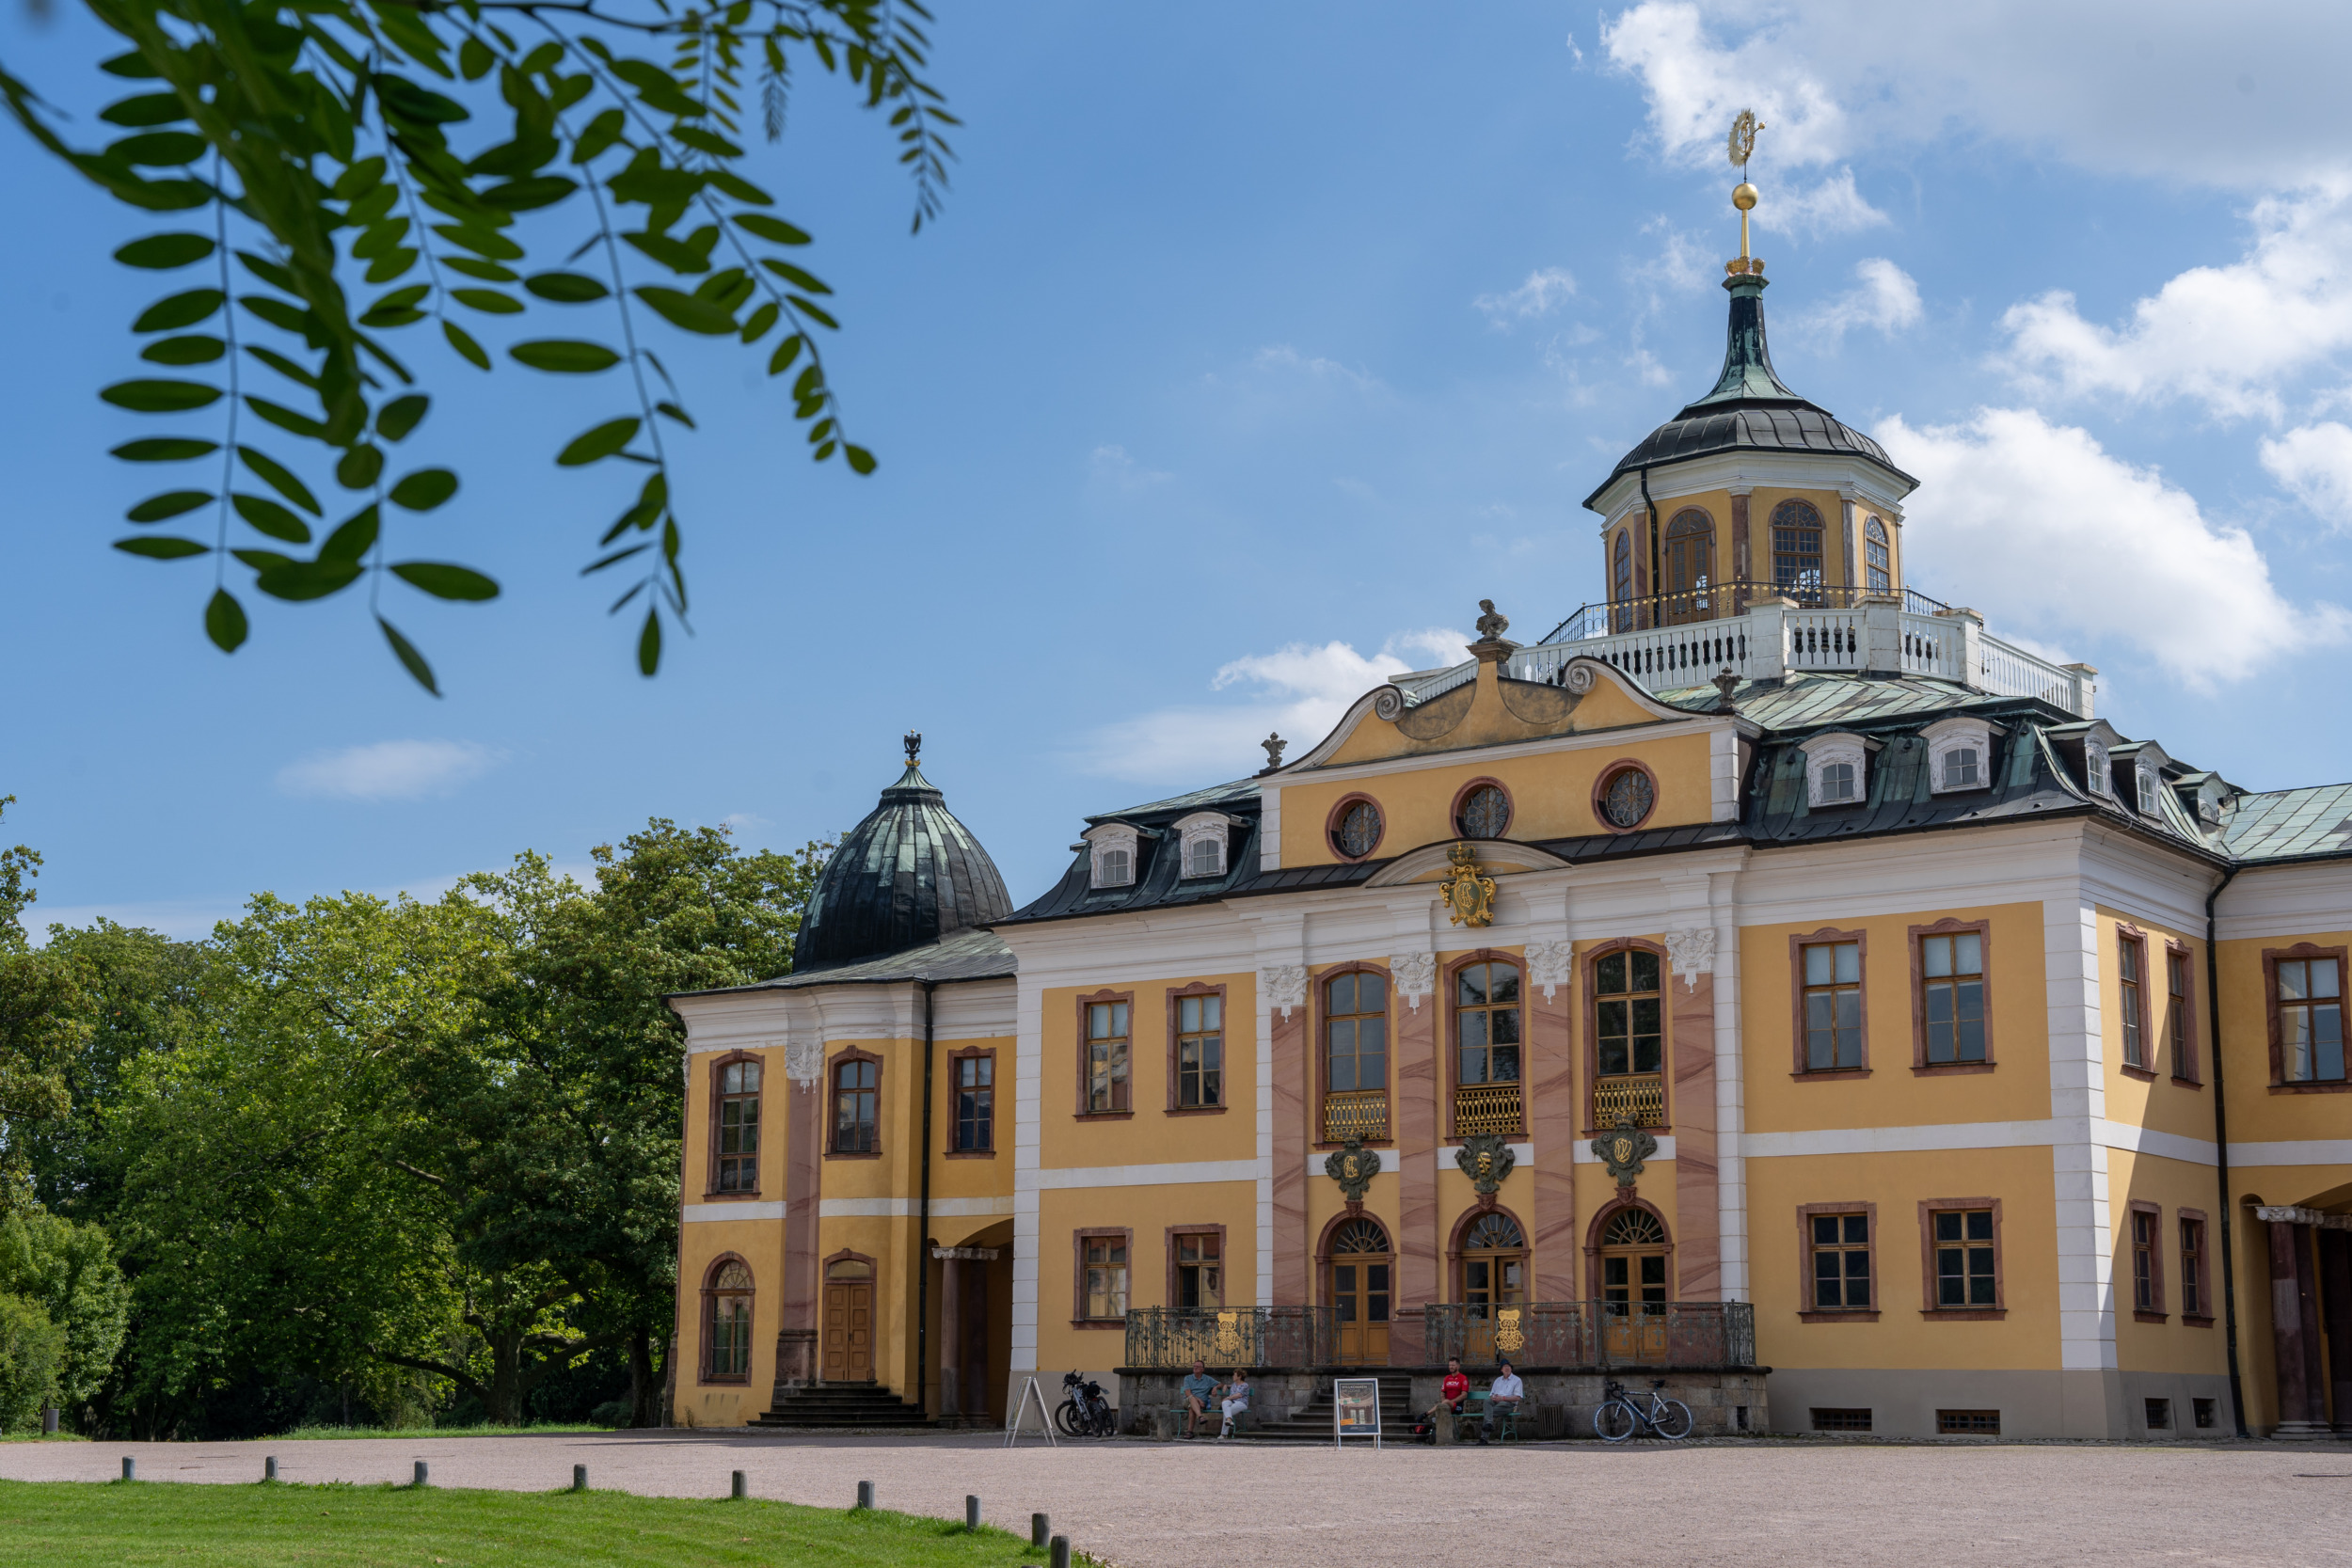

{"left": 1362, "top": 838, "right": 1573, "bottom": 887}
{"left": 1282, "top": 657, "right": 1708, "bottom": 773}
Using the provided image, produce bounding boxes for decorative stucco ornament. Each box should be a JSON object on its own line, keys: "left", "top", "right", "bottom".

{"left": 1324, "top": 1137, "right": 1382, "bottom": 1206}
{"left": 1495, "top": 1307, "right": 1525, "bottom": 1356}
{"left": 1261, "top": 964, "right": 1307, "bottom": 1018}
{"left": 1391, "top": 951, "right": 1437, "bottom": 1010}
{"left": 1214, "top": 1311, "right": 1245, "bottom": 1357}
{"left": 1454, "top": 1132, "right": 1517, "bottom": 1197}
{"left": 1664, "top": 927, "right": 1717, "bottom": 990}
{"left": 1563, "top": 660, "right": 1597, "bottom": 694}
{"left": 1526, "top": 939, "right": 1573, "bottom": 1000}
{"left": 1439, "top": 843, "right": 1499, "bottom": 929}
{"left": 1592, "top": 1115, "right": 1658, "bottom": 1191}
{"left": 784, "top": 1036, "right": 823, "bottom": 1084}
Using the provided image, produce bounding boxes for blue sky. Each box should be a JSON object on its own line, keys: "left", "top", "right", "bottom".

{"left": 6, "top": 1, "right": 2352, "bottom": 937}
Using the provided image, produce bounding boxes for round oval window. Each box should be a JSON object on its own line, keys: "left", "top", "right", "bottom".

{"left": 1333, "top": 800, "right": 1383, "bottom": 858}
{"left": 1456, "top": 784, "right": 1510, "bottom": 839}
{"left": 1600, "top": 767, "right": 1655, "bottom": 829}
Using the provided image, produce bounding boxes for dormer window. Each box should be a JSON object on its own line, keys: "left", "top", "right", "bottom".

{"left": 1944, "top": 749, "right": 1980, "bottom": 789}
{"left": 1185, "top": 841, "right": 1218, "bottom": 877}
{"left": 1172, "top": 811, "right": 1235, "bottom": 880}
{"left": 1923, "top": 717, "right": 1994, "bottom": 796}
{"left": 2084, "top": 741, "right": 2110, "bottom": 796}
{"left": 2136, "top": 766, "right": 2161, "bottom": 816}
{"left": 1084, "top": 823, "right": 1140, "bottom": 889}
{"left": 1101, "top": 849, "right": 1132, "bottom": 885}
{"left": 1820, "top": 761, "right": 1857, "bottom": 802}
{"left": 1799, "top": 733, "right": 1875, "bottom": 809}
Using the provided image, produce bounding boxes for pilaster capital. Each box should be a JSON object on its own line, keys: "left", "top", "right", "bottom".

{"left": 1391, "top": 952, "right": 1437, "bottom": 1010}
{"left": 1259, "top": 964, "right": 1307, "bottom": 1019}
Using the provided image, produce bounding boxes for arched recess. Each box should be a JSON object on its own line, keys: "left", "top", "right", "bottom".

{"left": 1318, "top": 1212, "right": 1393, "bottom": 1367}
{"left": 1582, "top": 1194, "right": 1676, "bottom": 1302}
{"left": 701, "top": 1252, "right": 755, "bottom": 1384}
{"left": 1447, "top": 1204, "right": 1531, "bottom": 1304}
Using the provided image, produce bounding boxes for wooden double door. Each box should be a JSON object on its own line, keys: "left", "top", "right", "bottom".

{"left": 822, "top": 1263, "right": 875, "bottom": 1382}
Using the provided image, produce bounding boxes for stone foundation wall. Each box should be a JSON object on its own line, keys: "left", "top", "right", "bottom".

{"left": 1119, "top": 1369, "right": 1769, "bottom": 1439}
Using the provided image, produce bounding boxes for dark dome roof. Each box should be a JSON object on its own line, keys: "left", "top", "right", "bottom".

{"left": 794, "top": 756, "right": 1013, "bottom": 973}
{"left": 1582, "top": 275, "right": 1914, "bottom": 509}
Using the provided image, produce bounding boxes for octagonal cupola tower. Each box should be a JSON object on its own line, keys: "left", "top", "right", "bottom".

{"left": 1581, "top": 114, "right": 1918, "bottom": 629}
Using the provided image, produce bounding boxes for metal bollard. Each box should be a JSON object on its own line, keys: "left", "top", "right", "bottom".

{"left": 1050, "top": 1534, "right": 1072, "bottom": 1568}
{"left": 965, "top": 1495, "right": 980, "bottom": 1531}
{"left": 264, "top": 1456, "right": 278, "bottom": 1481}
{"left": 413, "top": 1461, "right": 429, "bottom": 1487}
{"left": 572, "top": 1465, "right": 587, "bottom": 1493}
{"left": 731, "top": 1470, "right": 747, "bottom": 1500}
{"left": 121, "top": 1457, "right": 135, "bottom": 1481}
{"left": 42, "top": 1404, "right": 56, "bottom": 1436}
{"left": 1031, "top": 1512, "right": 1050, "bottom": 1548}
{"left": 854, "top": 1479, "right": 874, "bottom": 1511}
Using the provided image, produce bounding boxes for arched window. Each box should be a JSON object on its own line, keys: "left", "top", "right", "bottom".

{"left": 1770, "top": 499, "right": 1824, "bottom": 605}
{"left": 1454, "top": 961, "right": 1521, "bottom": 1136}
{"left": 1323, "top": 971, "right": 1389, "bottom": 1142}
{"left": 1455, "top": 783, "right": 1510, "bottom": 840}
{"left": 713, "top": 1056, "right": 761, "bottom": 1193}
{"left": 1611, "top": 529, "right": 1634, "bottom": 631}
{"left": 1664, "top": 508, "right": 1713, "bottom": 620}
{"left": 1327, "top": 1216, "right": 1391, "bottom": 1367}
{"left": 1865, "top": 515, "right": 1892, "bottom": 594}
{"left": 704, "top": 1259, "right": 754, "bottom": 1381}
{"left": 832, "top": 1054, "right": 879, "bottom": 1153}
{"left": 1459, "top": 1212, "right": 1527, "bottom": 1317}
{"left": 1598, "top": 1206, "right": 1670, "bottom": 1317}
{"left": 1593, "top": 948, "right": 1664, "bottom": 1127}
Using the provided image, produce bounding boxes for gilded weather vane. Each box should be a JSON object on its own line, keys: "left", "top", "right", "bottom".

{"left": 1725, "top": 108, "right": 1766, "bottom": 275}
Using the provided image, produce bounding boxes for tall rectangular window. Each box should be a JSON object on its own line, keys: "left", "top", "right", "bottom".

{"left": 952, "top": 1053, "right": 993, "bottom": 1152}
{"left": 1082, "top": 1235, "right": 1128, "bottom": 1320}
{"left": 715, "top": 1058, "right": 761, "bottom": 1192}
{"left": 1920, "top": 931, "right": 1985, "bottom": 1065}
{"left": 1932, "top": 1209, "right": 1997, "bottom": 1308}
{"left": 1323, "top": 972, "right": 1390, "bottom": 1143}
{"left": 2276, "top": 956, "right": 2345, "bottom": 1083}
{"left": 1176, "top": 994, "right": 1223, "bottom": 1109}
{"left": 2180, "top": 1216, "right": 2205, "bottom": 1318}
{"left": 1809, "top": 1212, "right": 1872, "bottom": 1310}
{"left": 1803, "top": 941, "right": 1863, "bottom": 1070}
{"left": 1087, "top": 999, "right": 1131, "bottom": 1112}
{"left": 1594, "top": 949, "right": 1665, "bottom": 1127}
{"left": 2131, "top": 1210, "right": 2158, "bottom": 1312}
{"left": 2119, "top": 935, "right": 2147, "bottom": 1070}
{"left": 1173, "top": 1231, "right": 1222, "bottom": 1310}
{"left": 2167, "top": 950, "right": 2194, "bottom": 1079}
{"left": 832, "top": 1057, "right": 878, "bottom": 1153}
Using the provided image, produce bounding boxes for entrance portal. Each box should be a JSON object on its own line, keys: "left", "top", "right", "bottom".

{"left": 822, "top": 1257, "right": 875, "bottom": 1382}
{"left": 1326, "top": 1216, "right": 1391, "bottom": 1366}
{"left": 1598, "top": 1208, "right": 1670, "bottom": 1361}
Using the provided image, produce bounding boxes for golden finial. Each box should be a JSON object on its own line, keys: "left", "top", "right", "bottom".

{"left": 1726, "top": 109, "right": 1765, "bottom": 275}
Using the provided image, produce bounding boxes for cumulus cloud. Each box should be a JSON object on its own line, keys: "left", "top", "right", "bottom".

{"left": 1474, "top": 268, "right": 1579, "bottom": 326}
{"left": 1789, "top": 258, "right": 1922, "bottom": 346}
{"left": 2260, "top": 421, "right": 2352, "bottom": 527}
{"left": 1878, "top": 407, "right": 2347, "bottom": 689}
{"left": 1997, "top": 188, "right": 2352, "bottom": 421}
{"left": 1599, "top": 1, "right": 2352, "bottom": 188}
{"left": 1076, "top": 628, "right": 1470, "bottom": 784}
{"left": 1752, "top": 168, "right": 1888, "bottom": 237}
{"left": 277, "top": 739, "right": 500, "bottom": 802}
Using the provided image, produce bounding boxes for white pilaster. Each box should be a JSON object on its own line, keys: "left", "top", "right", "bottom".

{"left": 1711, "top": 867, "right": 1748, "bottom": 1299}
{"left": 1009, "top": 971, "right": 1044, "bottom": 1378}
{"left": 2044, "top": 896, "right": 2115, "bottom": 1377}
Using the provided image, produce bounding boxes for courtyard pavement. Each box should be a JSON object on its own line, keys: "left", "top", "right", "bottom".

{"left": 6, "top": 1428, "right": 2350, "bottom": 1566}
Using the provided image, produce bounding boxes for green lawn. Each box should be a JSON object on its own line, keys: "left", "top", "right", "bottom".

{"left": 0, "top": 1479, "right": 1074, "bottom": 1566}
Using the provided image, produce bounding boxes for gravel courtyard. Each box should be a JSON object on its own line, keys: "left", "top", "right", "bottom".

{"left": 7, "top": 1430, "right": 2349, "bottom": 1567}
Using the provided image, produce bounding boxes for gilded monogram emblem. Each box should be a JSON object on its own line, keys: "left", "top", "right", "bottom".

{"left": 1213, "top": 1311, "right": 1243, "bottom": 1356}
{"left": 1495, "top": 1307, "right": 1525, "bottom": 1355}
{"left": 1592, "top": 1115, "right": 1658, "bottom": 1191}
{"left": 1454, "top": 1132, "right": 1517, "bottom": 1196}
{"left": 1439, "top": 843, "right": 1498, "bottom": 928}
{"left": 1324, "top": 1136, "right": 1382, "bottom": 1204}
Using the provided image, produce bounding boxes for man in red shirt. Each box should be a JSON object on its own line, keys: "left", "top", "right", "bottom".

{"left": 1420, "top": 1358, "right": 1470, "bottom": 1441}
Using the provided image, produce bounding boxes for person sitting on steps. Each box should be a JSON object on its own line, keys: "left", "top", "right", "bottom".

{"left": 1217, "top": 1370, "right": 1251, "bottom": 1439}
{"left": 1481, "top": 1360, "right": 1525, "bottom": 1444}
{"left": 1180, "top": 1360, "right": 1220, "bottom": 1438}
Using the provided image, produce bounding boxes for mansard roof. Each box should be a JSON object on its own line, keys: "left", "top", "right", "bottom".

{"left": 2221, "top": 783, "right": 2352, "bottom": 864}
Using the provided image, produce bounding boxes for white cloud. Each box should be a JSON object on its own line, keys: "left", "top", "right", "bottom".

{"left": 1075, "top": 628, "right": 1470, "bottom": 784}
{"left": 1251, "top": 343, "right": 1385, "bottom": 392}
{"left": 1752, "top": 168, "right": 1887, "bottom": 238}
{"left": 1997, "top": 187, "right": 2352, "bottom": 421}
{"left": 2260, "top": 421, "right": 2352, "bottom": 528}
{"left": 1600, "top": 1, "right": 2352, "bottom": 188}
{"left": 1877, "top": 406, "right": 2347, "bottom": 689}
{"left": 1630, "top": 219, "right": 1711, "bottom": 298}
{"left": 1474, "top": 268, "right": 1579, "bottom": 326}
{"left": 277, "top": 739, "right": 500, "bottom": 802}
{"left": 1789, "top": 258, "right": 1921, "bottom": 347}
{"left": 1088, "top": 444, "right": 1171, "bottom": 490}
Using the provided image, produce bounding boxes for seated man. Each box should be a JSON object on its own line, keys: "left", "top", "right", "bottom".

{"left": 1179, "top": 1360, "right": 1220, "bottom": 1438}
{"left": 1420, "top": 1357, "right": 1470, "bottom": 1441}
{"left": 1217, "top": 1369, "right": 1251, "bottom": 1440}
{"left": 1481, "top": 1360, "right": 1525, "bottom": 1444}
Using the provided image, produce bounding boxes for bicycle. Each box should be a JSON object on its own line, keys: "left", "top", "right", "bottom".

{"left": 1592, "top": 1377, "right": 1693, "bottom": 1442}
{"left": 1055, "top": 1370, "right": 1117, "bottom": 1438}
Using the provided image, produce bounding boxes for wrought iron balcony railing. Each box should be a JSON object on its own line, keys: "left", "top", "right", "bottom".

{"left": 1122, "top": 1307, "right": 1341, "bottom": 1370}
{"left": 1593, "top": 1072, "right": 1664, "bottom": 1128}
{"left": 1321, "top": 1089, "right": 1389, "bottom": 1145}
{"left": 1422, "top": 1301, "right": 1756, "bottom": 1370}
{"left": 1452, "top": 1082, "right": 1522, "bottom": 1137}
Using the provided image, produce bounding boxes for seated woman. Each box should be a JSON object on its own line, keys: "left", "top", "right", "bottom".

{"left": 1218, "top": 1370, "right": 1252, "bottom": 1439}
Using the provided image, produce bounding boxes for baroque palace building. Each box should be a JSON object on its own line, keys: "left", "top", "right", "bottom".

{"left": 667, "top": 200, "right": 2352, "bottom": 1443}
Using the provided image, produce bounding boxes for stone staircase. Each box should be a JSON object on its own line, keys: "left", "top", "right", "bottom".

{"left": 747, "top": 1381, "right": 933, "bottom": 1431}
{"left": 1232, "top": 1372, "right": 1417, "bottom": 1443}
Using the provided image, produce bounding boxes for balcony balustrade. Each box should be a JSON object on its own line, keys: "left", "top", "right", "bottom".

{"left": 1123, "top": 1307, "right": 1340, "bottom": 1370}
{"left": 1422, "top": 1301, "right": 1756, "bottom": 1370}
{"left": 1593, "top": 1072, "right": 1664, "bottom": 1128}
{"left": 1320, "top": 1088, "right": 1390, "bottom": 1145}
{"left": 1451, "top": 1082, "right": 1522, "bottom": 1138}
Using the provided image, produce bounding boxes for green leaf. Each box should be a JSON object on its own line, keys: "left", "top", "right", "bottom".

{"left": 442, "top": 320, "right": 491, "bottom": 370}
{"left": 99, "top": 51, "right": 160, "bottom": 79}
{"left": 111, "top": 177, "right": 210, "bottom": 213}
{"left": 114, "top": 232, "right": 215, "bottom": 269}
{"left": 509, "top": 340, "right": 620, "bottom": 373}
{"left": 321, "top": 504, "right": 380, "bottom": 562}
{"left": 102, "top": 378, "right": 219, "bottom": 412}
{"left": 707, "top": 169, "right": 772, "bottom": 206}
{"left": 756, "top": 258, "right": 831, "bottom": 295}
{"left": 254, "top": 559, "right": 362, "bottom": 601}
{"left": 345, "top": 185, "right": 400, "bottom": 228}
{"left": 654, "top": 401, "right": 694, "bottom": 429}
{"left": 458, "top": 37, "right": 495, "bottom": 80}
{"left": 363, "top": 248, "right": 421, "bottom": 283}
{"left": 133, "top": 290, "right": 225, "bottom": 332}
{"left": 582, "top": 542, "right": 651, "bottom": 575}
{"left": 739, "top": 302, "right": 779, "bottom": 343}
{"left": 442, "top": 256, "right": 519, "bottom": 282}
{"left": 204, "top": 588, "right": 248, "bottom": 652}
{"left": 622, "top": 231, "right": 711, "bottom": 276}
{"left": 845, "top": 444, "right": 877, "bottom": 476}
{"left": 767, "top": 334, "right": 803, "bottom": 374}
{"left": 374, "top": 75, "right": 468, "bottom": 125}
{"left": 377, "top": 395, "right": 431, "bottom": 442}
{"left": 432, "top": 224, "right": 525, "bottom": 261}
{"left": 112, "top": 437, "right": 217, "bottom": 462}
{"left": 245, "top": 397, "right": 325, "bottom": 438}
{"left": 637, "top": 607, "right": 661, "bottom": 675}
{"left": 108, "top": 131, "right": 205, "bottom": 166}
{"left": 481, "top": 175, "right": 579, "bottom": 211}
{"left": 337, "top": 445, "right": 385, "bottom": 489}
{"left": 233, "top": 493, "right": 312, "bottom": 544}
{"left": 391, "top": 562, "right": 500, "bottom": 601}
{"left": 140, "top": 335, "right": 226, "bottom": 365}
{"left": 451, "top": 288, "right": 524, "bottom": 315}
{"left": 113, "top": 535, "right": 209, "bottom": 559}
{"left": 735, "top": 213, "right": 812, "bottom": 246}
{"left": 238, "top": 294, "right": 313, "bottom": 336}
{"left": 332, "top": 156, "right": 388, "bottom": 199}
{"left": 125, "top": 490, "right": 211, "bottom": 522}
{"left": 99, "top": 93, "right": 191, "bottom": 128}
{"left": 787, "top": 295, "right": 839, "bottom": 330}
{"left": 388, "top": 468, "right": 458, "bottom": 511}
{"left": 632, "top": 286, "right": 735, "bottom": 336}
{"left": 238, "top": 446, "right": 321, "bottom": 515}
{"left": 378, "top": 617, "right": 440, "bottom": 696}
{"left": 524, "top": 272, "right": 610, "bottom": 303}
{"left": 672, "top": 126, "right": 743, "bottom": 158}
{"left": 557, "top": 417, "right": 641, "bottom": 467}
{"left": 570, "top": 108, "right": 628, "bottom": 164}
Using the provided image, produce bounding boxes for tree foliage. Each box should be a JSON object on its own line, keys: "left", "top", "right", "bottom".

{"left": 0, "top": 1208, "right": 131, "bottom": 1413}
{"left": 1, "top": 0, "right": 954, "bottom": 690}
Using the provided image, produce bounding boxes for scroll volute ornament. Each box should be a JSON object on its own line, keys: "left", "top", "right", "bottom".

{"left": 1454, "top": 1132, "right": 1516, "bottom": 1198}
{"left": 1592, "top": 1115, "right": 1658, "bottom": 1191}
{"left": 1439, "top": 843, "right": 1498, "bottom": 928}
{"left": 1325, "top": 1136, "right": 1382, "bottom": 1207}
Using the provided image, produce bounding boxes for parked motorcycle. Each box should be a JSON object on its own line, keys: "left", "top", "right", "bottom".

{"left": 1055, "top": 1370, "right": 1117, "bottom": 1437}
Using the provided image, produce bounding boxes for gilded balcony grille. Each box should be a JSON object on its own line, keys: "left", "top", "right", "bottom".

{"left": 1452, "top": 1082, "right": 1522, "bottom": 1137}
{"left": 1321, "top": 1089, "right": 1390, "bottom": 1145}
{"left": 1422, "top": 1301, "right": 1756, "bottom": 1370}
{"left": 1593, "top": 1072, "right": 1664, "bottom": 1128}
{"left": 1122, "top": 1307, "right": 1341, "bottom": 1370}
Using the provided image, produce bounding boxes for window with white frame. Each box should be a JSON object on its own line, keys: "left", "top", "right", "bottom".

{"left": 1800, "top": 733, "right": 1873, "bottom": 808}
{"left": 1172, "top": 811, "right": 1233, "bottom": 880}
{"left": 2084, "top": 738, "right": 2111, "bottom": 796}
{"left": 1921, "top": 717, "right": 1994, "bottom": 796}
{"left": 2136, "top": 765, "right": 2162, "bottom": 816}
{"left": 1085, "top": 823, "right": 1139, "bottom": 889}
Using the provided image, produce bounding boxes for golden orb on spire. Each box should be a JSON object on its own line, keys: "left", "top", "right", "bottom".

{"left": 1724, "top": 109, "right": 1767, "bottom": 275}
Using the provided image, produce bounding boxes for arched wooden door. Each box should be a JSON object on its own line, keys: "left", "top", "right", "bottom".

{"left": 1663, "top": 511, "right": 1713, "bottom": 625}
{"left": 1325, "top": 1217, "right": 1391, "bottom": 1366}
{"left": 1457, "top": 1211, "right": 1528, "bottom": 1364}
{"left": 821, "top": 1257, "right": 875, "bottom": 1382}
{"left": 1597, "top": 1208, "right": 1670, "bottom": 1362}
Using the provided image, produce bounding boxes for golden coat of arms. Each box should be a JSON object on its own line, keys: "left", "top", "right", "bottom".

{"left": 1439, "top": 843, "right": 1497, "bottom": 928}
